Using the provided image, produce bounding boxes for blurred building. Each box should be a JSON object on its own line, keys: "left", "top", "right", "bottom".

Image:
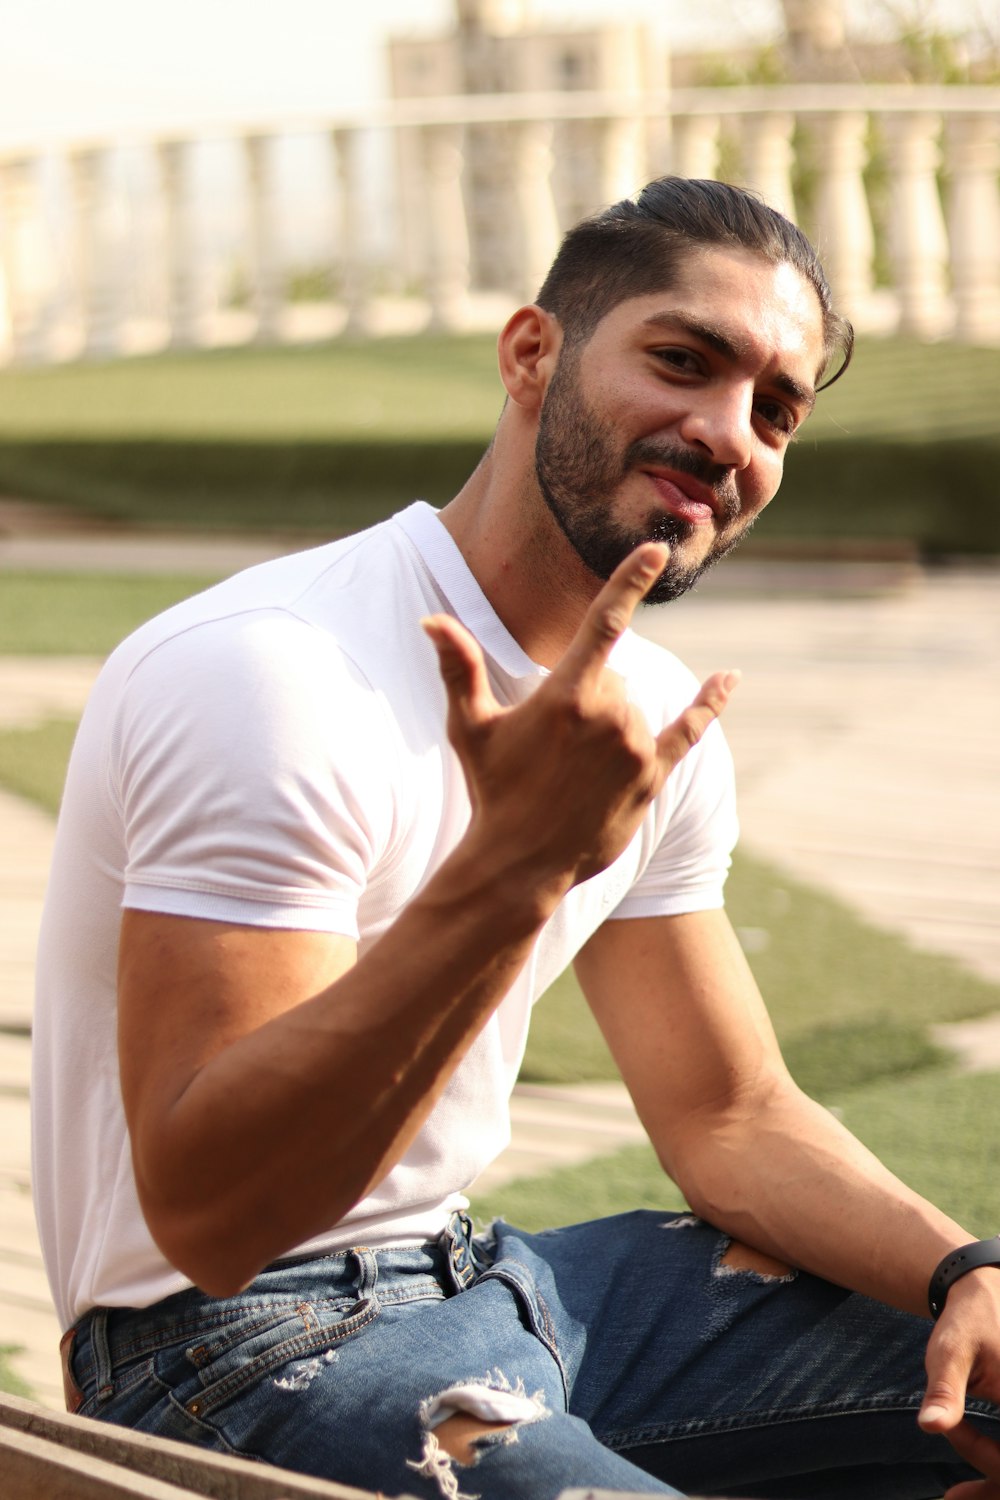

{"left": 387, "top": 1, "right": 664, "bottom": 296}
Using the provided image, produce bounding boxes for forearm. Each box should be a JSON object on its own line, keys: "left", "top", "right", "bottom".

{"left": 128, "top": 832, "right": 565, "bottom": 1296}
{"left": 671, "top": 1079, "right": 968, "bottom": 1317}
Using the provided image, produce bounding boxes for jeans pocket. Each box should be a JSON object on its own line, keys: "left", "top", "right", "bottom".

{"left": 79, "top": 1356, "right": 166, "bottom": 1424}
{"left": 174, "top": 1294, "right": 381, "bottom": 1421}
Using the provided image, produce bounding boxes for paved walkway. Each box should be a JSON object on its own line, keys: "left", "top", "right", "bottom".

{"left": 1, "top": 525, "right": 998, "bottom": 1408}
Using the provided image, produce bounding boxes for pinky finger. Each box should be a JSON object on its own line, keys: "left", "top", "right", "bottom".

{"left": 655, "top": 669, "right": 741, "bottom": 768}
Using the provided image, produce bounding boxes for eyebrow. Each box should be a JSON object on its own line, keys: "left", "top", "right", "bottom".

{"left": 640, "top": 311, "right": 817, "bottom": 415}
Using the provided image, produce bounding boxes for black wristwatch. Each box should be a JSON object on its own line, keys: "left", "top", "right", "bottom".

{"left": 928, "top": 1236, "right": 1000, "bottom": 1319}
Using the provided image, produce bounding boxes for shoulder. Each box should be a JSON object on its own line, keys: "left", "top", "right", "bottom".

{"left": 609, "top": 628, "right": 703, "bottom": 725}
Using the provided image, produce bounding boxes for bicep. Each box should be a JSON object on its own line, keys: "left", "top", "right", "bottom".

{"left": 573, "top": 909, "right": 789, "bottom": 1173}
{"left": 118, "top": 909, "right": 357, "bottom": 1143}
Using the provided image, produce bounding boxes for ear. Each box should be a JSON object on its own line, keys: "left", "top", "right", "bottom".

{"left": 497, "top": 305, "right": 563, "bottom": 411}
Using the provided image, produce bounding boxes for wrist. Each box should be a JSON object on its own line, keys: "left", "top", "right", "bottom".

{"left": 454, "top": 820, "right": 576, "bottom": 926}
{"left": 928, "top": 1235, "right": 1000, "bottom": 1319}
{"left": 430, "top": 828, "right": 571, "bottom": 938}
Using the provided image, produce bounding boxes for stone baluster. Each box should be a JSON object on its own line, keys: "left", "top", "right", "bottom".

{"left": 155, "top": 139, "right": 199, "bottom": 348}
{"left": 885, "top": 111, "right": 949, "bottom": 338}
{"left": 944, "top": 111, "right": 1000, "bottom": 344}
{"left": 243, "top": 134, "right": 283, "bottom": 343}
{"left": 68, "top": 147, "right": 118, "bottom": 358}
{"left": 671, "top": 113, "right": 720, "bottom": 182}
{"left": 811, "top": 111, "right": 876, "bottom": 322}
{"left": 330, "top": 127, "right": 372, "bottom": 336}
{"left": 0, "top": 155, "right": 47, "bottom": 363}
{"left": 421, "top": 124, "right": 472, "bottom": 330}
{"left": 599, "top": 115, "right": 645, "bottom": 207}
{"left": 741, "top": 111, "right": 797, "bottom": 221}
{"left": 513, "top": 119, "right": 561, "bottom": 302}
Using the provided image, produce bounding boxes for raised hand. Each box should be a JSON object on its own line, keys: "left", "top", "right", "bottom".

{"left": 422, "top": 542, "right": 739, "bottom": 902}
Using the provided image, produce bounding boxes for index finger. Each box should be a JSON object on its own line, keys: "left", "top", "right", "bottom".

{"left": 554, "top": 542, "right": 669, "bottom": 690}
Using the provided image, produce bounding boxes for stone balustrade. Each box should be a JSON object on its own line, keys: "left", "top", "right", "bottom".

{"left": 0, "top": 83, "right": 998, "bottom": 365}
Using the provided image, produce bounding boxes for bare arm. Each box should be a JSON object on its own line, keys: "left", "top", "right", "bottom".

{"left": 576, "top": 909, "right": 1000, "bottom": 1496}
{"left": 119, "top": 541, "right": 738, "bottom": 1296}
{"left": 577, "top": 908, "right": 975, "bottom": 1310}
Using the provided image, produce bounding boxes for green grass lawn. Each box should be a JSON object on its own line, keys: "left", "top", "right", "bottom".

{"left": 0, "top": 719, "right": 78, "bottom": 816}
{"left": 1, "top": 335, "right": 999, "bottom": 549}
{"left": 0, "top": 572, "right": 225, "bottom": 656}
{"left": 0, "top": 335, "right": 996, "bottom": 445}
{"left": 0, "top": 1346, "right": 31, "bottom": 1399}
{"left": 0, "top": 337, "right": 505, "bottom": 441}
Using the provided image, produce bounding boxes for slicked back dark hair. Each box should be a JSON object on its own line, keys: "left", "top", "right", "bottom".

{"left": 535, "top": 176, "right": 853, "bottom": 390}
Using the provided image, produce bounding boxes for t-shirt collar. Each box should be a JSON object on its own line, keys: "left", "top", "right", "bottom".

{"left": 392, "top": 501, "right": 546, "bottom": 684}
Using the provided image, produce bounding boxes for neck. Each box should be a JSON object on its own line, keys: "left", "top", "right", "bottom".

{"left": 439, "top": 446, "right": 603, "bottom": 669}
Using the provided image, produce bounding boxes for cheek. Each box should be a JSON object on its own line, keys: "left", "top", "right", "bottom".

{"left": 743, "top": 455, "right": 785, "bottom": 516}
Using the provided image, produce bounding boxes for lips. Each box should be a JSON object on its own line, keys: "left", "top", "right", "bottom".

{"left": 642, "top": 469, "right": 719, "bottom": 526}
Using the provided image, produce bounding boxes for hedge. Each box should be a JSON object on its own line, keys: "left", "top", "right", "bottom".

{"left": 0, "top": 432, "right": 995, "bottom": 555}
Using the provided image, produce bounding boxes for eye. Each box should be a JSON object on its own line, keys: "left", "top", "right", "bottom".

{"left": 652, "top": 347, "right": 703, "bottom": 376}
{"left": 754, "top": 396, "right": 797, "bottom": 437}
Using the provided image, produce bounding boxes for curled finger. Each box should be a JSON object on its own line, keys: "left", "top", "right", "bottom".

{"left": 942, "top": 1419, "right": 1000, "bottom": 1487}
{"left": 422, "top": 614, "right": 498, "bottom": 733}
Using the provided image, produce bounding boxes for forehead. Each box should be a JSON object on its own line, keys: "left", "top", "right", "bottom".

{"left": 593, "top": 244, "right": 827, "bottom": 384}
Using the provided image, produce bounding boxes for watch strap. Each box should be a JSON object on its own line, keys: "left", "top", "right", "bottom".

{"left": 928, "top": 1236, "right": 1000, "bottom": 1319}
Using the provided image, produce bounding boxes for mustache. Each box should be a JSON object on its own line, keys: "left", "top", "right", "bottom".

{"left": 623, "top": 439, "right": 741, "bottom": 521}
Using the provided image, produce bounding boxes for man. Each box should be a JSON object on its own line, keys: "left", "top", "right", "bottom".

{"left": 32, "top": 178, "right": 1000, "bottom": 1499}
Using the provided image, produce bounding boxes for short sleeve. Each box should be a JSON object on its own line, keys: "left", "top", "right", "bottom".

{"left": 608, "top": 716, "right": 739, "bottom": 921}
{"left": 110, "top": 611, "right": 400, "bottom": 935}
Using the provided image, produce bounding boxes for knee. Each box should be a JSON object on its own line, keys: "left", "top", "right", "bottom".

{"left": 719, "top": 1239, "right": 794, "bottom": 1280}
{"left": 435, "top": 1412, "right": 517, "bottom": 1464}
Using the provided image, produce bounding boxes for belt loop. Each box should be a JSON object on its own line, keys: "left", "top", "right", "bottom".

{"left": 444, "top": 1210, "right": 477, "bottom": 1290}
{"left": 90, "top": 1309, "right": 115, "bottom": 1403}
{"left": 350, "top": 1247, "right": 379, "bottom": 1302}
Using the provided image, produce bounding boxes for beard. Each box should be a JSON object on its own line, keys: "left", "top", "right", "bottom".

{"left": 534, "top": 354, "right": 754, "bottom": 605}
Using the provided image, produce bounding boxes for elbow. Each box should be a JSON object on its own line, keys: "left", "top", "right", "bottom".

{"left": 660, "top": 1069, "right": 799, "bottom": 1225}
{"left": 133, "top": 1162, "right": 365, "bottom": 1301}
{"left": 140, "top": 1197, "right": 260, "bottom": 1299}
{"left": 129, "top": 1122, "right": 375, "bottom": 1298}
{"left": 133, "top": 1157, "right": 266, "bottom": 1298}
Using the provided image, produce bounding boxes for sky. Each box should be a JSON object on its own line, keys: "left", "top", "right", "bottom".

{"left": 0, "top": 0, "right": 993, "bottom": 149}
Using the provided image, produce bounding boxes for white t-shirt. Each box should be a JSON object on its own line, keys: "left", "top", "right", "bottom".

{"left": 32, "top": 502, "right": 738, "bottom": 1328}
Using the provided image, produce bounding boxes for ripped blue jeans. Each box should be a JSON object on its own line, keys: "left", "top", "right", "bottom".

{"left": 66, "top": 1210, "right": 996, "bottom": 1500}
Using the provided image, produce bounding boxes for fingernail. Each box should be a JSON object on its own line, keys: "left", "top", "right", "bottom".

{"left": 919, "top": 1403, "right": 948, "bottom": 1426}
{"left": 723, "top": 669, "right": 742, "bottom": 691}
{"left": 638, "top": 543, "right": 668, "bottom": 575}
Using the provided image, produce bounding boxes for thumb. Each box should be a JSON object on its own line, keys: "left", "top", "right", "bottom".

{"left": 920, "top": 1341, "right": 970, "bottom": 1432}
{"left": 421, "top": 614, "right": 497, "bottom": 733}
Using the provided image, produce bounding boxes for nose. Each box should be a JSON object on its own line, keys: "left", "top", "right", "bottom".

{"left": 677, "top": 387, "right": 753, "bottom": 471}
